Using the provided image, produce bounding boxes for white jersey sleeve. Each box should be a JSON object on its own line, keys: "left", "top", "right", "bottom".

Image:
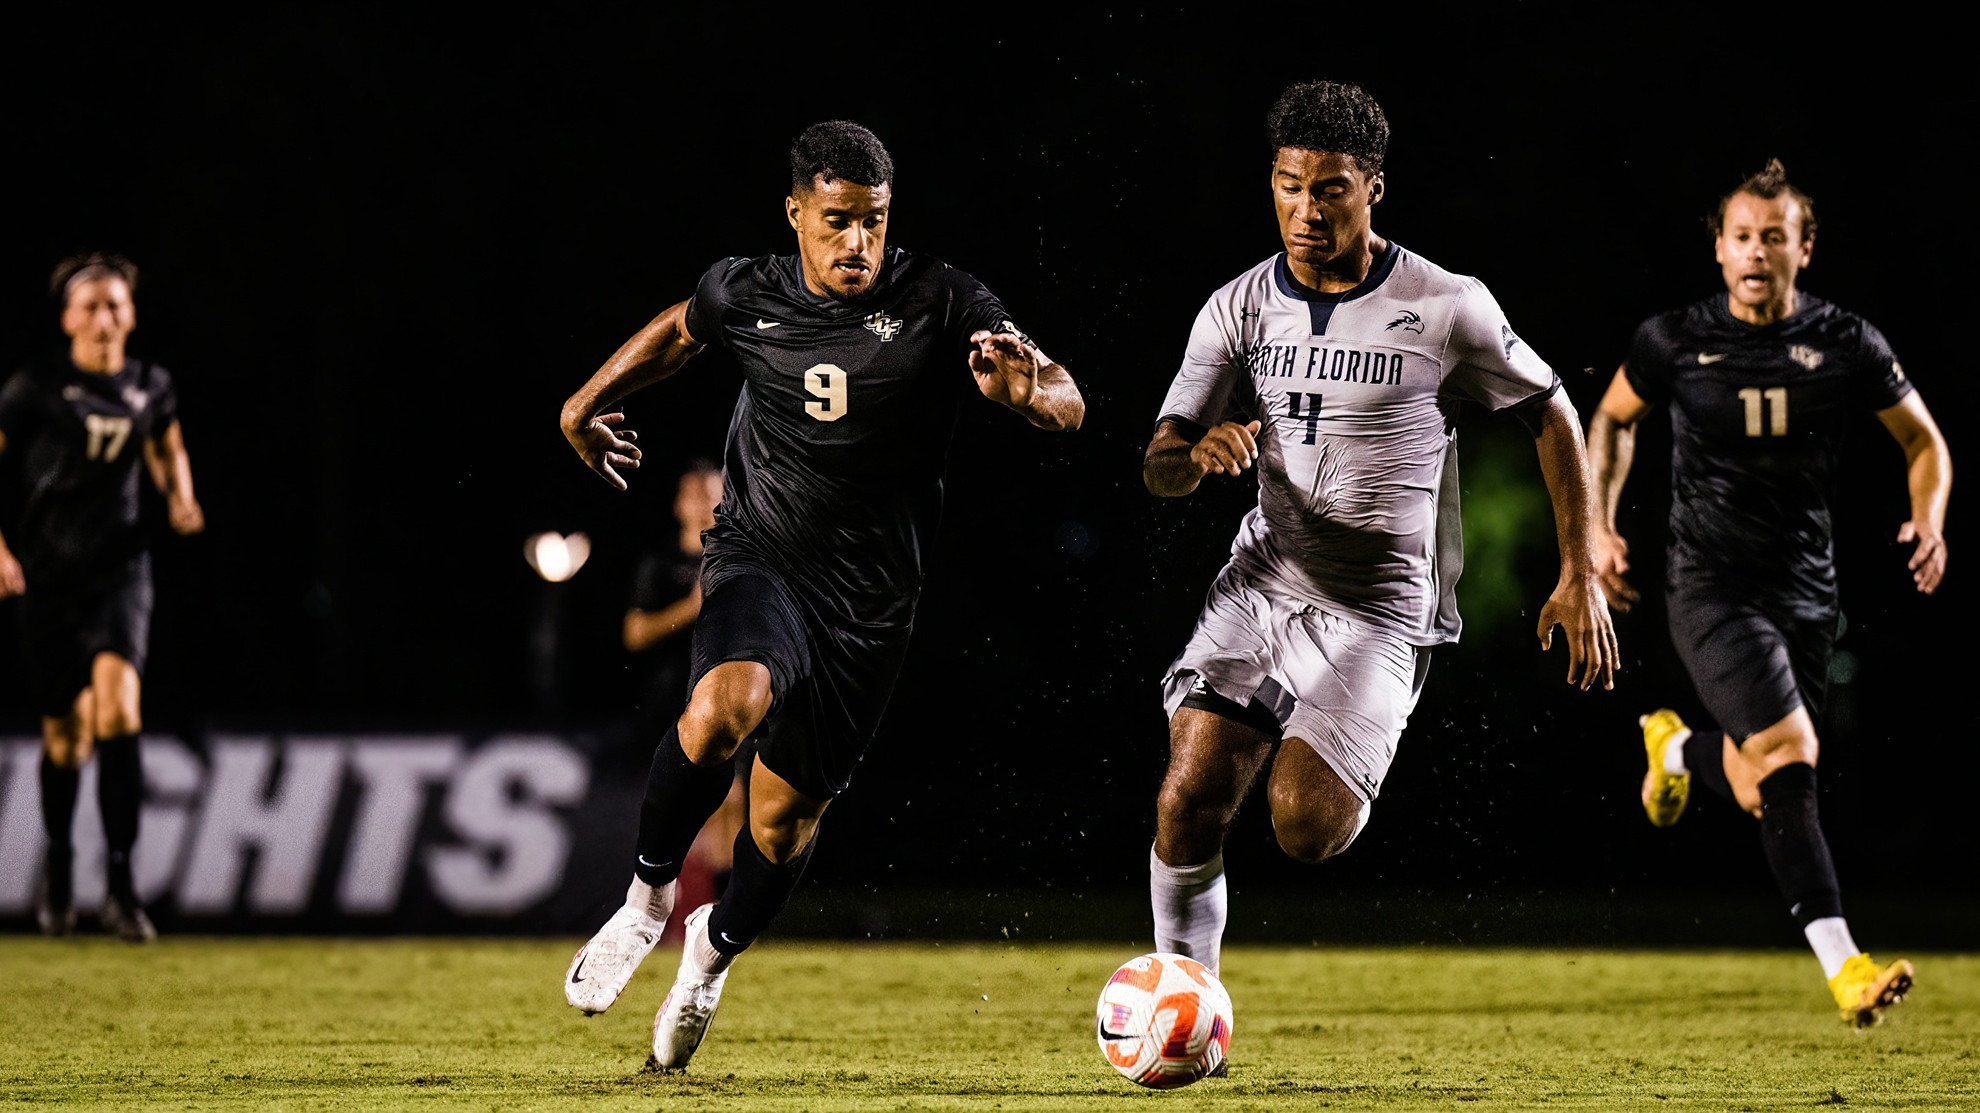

{"left": 1442, "top": 278, "right": 1558, "bottom": 411}
{"left": 1157, "top": 296, "right": 1253, "bottom": 428}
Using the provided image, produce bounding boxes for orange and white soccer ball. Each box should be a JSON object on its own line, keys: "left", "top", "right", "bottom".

{"left": 1094, "top": 952, "right": 1233, "bottom": 1088}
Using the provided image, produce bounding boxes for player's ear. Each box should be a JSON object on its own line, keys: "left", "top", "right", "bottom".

{"left": 1367, "top": 172, "right": 1384, "bottom": 206}
{"left": 785, "top": 194, "right": 802, "bottom": 232}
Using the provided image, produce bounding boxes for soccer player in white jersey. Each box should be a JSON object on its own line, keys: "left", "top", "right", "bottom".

{"left": 1142, "top": 81, "right": 1620, "bottom": 990}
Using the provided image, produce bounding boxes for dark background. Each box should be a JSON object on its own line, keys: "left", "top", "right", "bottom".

{"left": 2, "top": 8, "right": 1971, "bottom": 943}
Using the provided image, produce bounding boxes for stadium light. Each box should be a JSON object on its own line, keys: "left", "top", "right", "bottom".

{"left": 524, "top": 531, "right": 590, "bottom": 583}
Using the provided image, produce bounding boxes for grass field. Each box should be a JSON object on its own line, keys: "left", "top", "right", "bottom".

{"left": 1, "top": 937, "right": 1973, "bottom": 1111}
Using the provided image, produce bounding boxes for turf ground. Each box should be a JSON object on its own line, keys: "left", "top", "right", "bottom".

{"left": 1, "top": 937, "right": 1973, "bottom": 1111}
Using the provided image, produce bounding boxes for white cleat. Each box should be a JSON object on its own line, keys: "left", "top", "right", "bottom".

{"left": 564, "top": 878, "right": 675, "bottom": 1016}
{"left": 650, "top": 903, "right": 730, "bottom": 1071}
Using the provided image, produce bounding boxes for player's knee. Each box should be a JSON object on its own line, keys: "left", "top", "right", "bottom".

{"left": 41, "top": 720, "right": 89, "bottom": 768}
{"left": 1270, "top": 799, "right": 1367, "bottom": 864}
{"left": 680, "top": 667, "right": 773, "bottom": 762}
{"left": 1155, "top": 774, "right": 1237, "bottom": 832}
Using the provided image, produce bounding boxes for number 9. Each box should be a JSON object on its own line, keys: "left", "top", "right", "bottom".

{"left": 804, "top": 363, "right": 848, "bottom": 422}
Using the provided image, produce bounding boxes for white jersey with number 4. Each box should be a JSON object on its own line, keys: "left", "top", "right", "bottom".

{"left": 1159, "top": 244, "right": 1559, "bottom": 646}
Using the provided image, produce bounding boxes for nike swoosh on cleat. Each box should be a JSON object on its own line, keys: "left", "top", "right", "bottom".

{"left": 569, "top": 953, "right": 589, "bottom": 984}
{"left": 755, "top": 319, "right": 779, "bottom": 329}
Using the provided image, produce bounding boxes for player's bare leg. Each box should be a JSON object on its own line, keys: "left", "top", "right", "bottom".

{"left": 1151, "top": 707, "right": 1275, "bottom": 976}
{"left": 653, "top": 754, "right": 828, "bottom": 1071}
{"left": 90, "top": 653, "right": 153, "bottom": 943}
{"left": 1263, "top": 737, "right": 1369, "bottom": 865}
{"left": 567, "top": 661, "right": 771, "bottom": 1016}
{"left": 35, "top": 689, "right": 94, "bottom": 938}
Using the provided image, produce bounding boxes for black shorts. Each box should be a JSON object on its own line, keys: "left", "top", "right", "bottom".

{"left": 688, "top": 564, "right": 911, "bottom": 800}
{"left": 18, "top": 556, "right": 153, "bottom": 718}
{"left": 1666, "top": 562, "right": 1834, "bottom": 741}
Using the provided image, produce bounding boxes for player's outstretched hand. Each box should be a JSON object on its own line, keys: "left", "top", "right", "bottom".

{"left": 1537, "top": 570, "right": 1618, "bottom": 691}
{"left": 968, "top": 330, "right": 1042, "bottom": 411}
{"left": 566, "top": 411, "right": 642, "bottom": 491}
{"left": 1898, "top": 519, "right": 1947, "bottom": 594}
{"left": 1591, "top": 527, "right": 1638, "bottom": 612}
{"left": 1191, "top": 421, "right": 1262, "bottom": 478}
{"left": 0, "top": 548, "right": 22, "bottom": 599}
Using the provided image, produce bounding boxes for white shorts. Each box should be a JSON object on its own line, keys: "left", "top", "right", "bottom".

{"left": 1161, "top": 566, "right": 1433, "bottom": 803}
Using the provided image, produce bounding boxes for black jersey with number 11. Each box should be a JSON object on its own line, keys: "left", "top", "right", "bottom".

{"left": 1623, "top": 293, "right": 1911, "bottom": 600}
{"left": 682, "top": 246, "right": 1021, "bottom": 629}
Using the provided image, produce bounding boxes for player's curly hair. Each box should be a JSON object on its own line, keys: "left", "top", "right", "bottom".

{"left": 1267, "top": 81, "right": 1389, "bottom": 176}
{"left": 50, "top": 251, "right": 139, "bottom": 306}
{"left": 1711, "top": 159, "right": 1817, "bottom": 241}
{"left": 790, "top": 120, "right": 894, "bottom": 194}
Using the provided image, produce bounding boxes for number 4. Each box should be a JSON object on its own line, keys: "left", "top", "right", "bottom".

{"left": 1737, "top": 387, "right": 1788, "bottom": 437}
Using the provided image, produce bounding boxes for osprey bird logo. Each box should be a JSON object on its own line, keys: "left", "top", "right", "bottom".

{"left": 1385, "top": 310, "right": 1423, "bottom": 334}
{"left": 1501, "top": 325, "right": 1521, "bottom": 359}
{"left": 864, "top": 312, "right": 903, "bottom": 342}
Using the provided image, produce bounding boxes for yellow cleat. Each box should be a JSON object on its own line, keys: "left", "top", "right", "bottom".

{"left": 1829, "top": 953, "right": 1914, "bottom": 1029}
{"left": 1639, "top": 709, "right": 1692, "bottom": 828}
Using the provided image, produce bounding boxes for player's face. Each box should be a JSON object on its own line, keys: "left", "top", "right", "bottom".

{"left": 1714, "top": 191, "right": 1813, "bottom": 314}
{"left": 787, "top": 176, "right": 891, "bottom": 302}
{"left": 1272, "top": 148, "right": 1383, "bottom": 275}
{"left": 61, "top": 276, "right": 136, "bottom": 349}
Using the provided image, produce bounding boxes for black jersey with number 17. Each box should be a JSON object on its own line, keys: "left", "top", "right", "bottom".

{"left": 1622, "top": 293, "right": 1912, "bottom": 601}
{"left": 682, "top": 246, "right": 1021, "bottom": 629}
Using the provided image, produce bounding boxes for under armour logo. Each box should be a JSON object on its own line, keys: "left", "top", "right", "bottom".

{"left": 864, "top": 312, "right": 903, "bottom": 341}
{"left": 1239, "top": 306, "right": 1262, "bottom": 322}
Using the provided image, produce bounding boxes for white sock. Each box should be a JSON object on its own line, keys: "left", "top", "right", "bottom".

{"left": 626, "top": 876, "right": 675, "bottom": 929}
{"left": 1804, "top": 917, "right": 1859, "bottom": 980}
{"left": 1662, "top": 728, "right": 1693, "bottom": 776}
{"left": 687, "top": 910, "right": 734, "bottom": 978}
{"left": 1150, "top": 845, "right": 1227, "bottom": 977}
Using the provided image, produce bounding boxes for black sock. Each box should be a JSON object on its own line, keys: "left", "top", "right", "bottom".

{"left": 1682, "top": 729, "right": 1735, "bottom": 802}
{"left": 706, "top": 826, "right": 817, "bottom": 957}
{"left": 96, "top": 733, "right": 142, "bottom": 900}
{"left": 39, "top": 754, "right": 78, "bottom": 906}
{"left": 1757, "top": 763, "right": 1844, "bottom": 927}
{"left": 633, "top": 724, "right": 738, "bottom": 887}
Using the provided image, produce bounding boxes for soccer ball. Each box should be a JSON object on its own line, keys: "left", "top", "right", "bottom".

{"left": 1094, "top": 952, "right": 1233, "bottom": 1088}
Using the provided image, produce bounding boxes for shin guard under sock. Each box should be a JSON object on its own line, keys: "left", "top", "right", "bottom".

{"left": 634, "top": 724, "right": 739, "bottom": 887}
{"left": 1757, "top": 763, "right": 1844, "bottom": 927}
{"left": 706, "top": 826, "right": 816, "bottom": 958}
{"left": 1682, "top": 730, "right": 1736, "bottom": 803}
{"left": 96, "top": 734, "right": 142, "bottom": 899}
{"left": 1149, "top": 846, "right": 1228, "bottom": 975}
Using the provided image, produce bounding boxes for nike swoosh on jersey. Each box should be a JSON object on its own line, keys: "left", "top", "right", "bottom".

{"left": 1696, "top": 353, "right": 1726, "bottom": 364}
{"left": 755, "top": 319, "right": 779, "bottom": 330}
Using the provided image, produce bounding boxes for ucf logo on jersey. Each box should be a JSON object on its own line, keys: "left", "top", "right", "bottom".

{"left": 864, "top": 312, "right": 903, "bottom": 341}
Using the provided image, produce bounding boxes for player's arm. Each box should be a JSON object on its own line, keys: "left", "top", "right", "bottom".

{"left": 1586, "top": 369, "right": 1653, "bottom": 611}
{"left": 1875, "top": 391, "right": 1951, "bottom": 594}
{"left": 0, "top": 431, "right": 19, "bottom": 597}
{"left": 560, "top": 299, "right": 705, "bottom": 490}
{"left": 142, "top": 420, "right": 205, "bottom": 536}
{"left": 1143, "top": 418, "right": 1262, "bottom": 497}
{"left": 1530, "top": 389, "right": 1620, "bottom": 691}
{"left": 624, "top": 584, "right": 702, "bottom": 652}
{"left": 968, "top": 331, "right": 1083, "bottom": 431}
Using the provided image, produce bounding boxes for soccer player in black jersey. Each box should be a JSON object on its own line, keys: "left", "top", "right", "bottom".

{"left": 0, "top": 253, "right": 204, "bottom": 943}
{"left": 1588, "top": 161, "right": 1950, "bottom": 1028}
{"left": 555, "top": 121, "right": 1083, "bottom": 1070}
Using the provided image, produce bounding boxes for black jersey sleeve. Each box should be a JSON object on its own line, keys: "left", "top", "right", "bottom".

{"left": 944, "top": 266, "right": 1024, "bottom": 360}
{"left": 683, "top": 257, "right": 746, "bottom": 349}
{"left": 0, "top": 369, "right": 37, "bottom": 443}
{"left": 1621, "top": 316, "right": 1672, "bottom": 405}
{"left": 1849, "top": 320, "right": 1915, "bottom": 411}
{"left": 149, "top": 364, "right": 180, "bottom": 431}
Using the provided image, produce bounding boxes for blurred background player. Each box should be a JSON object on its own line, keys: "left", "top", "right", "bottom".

{"left": 1141, "top": 80, "right": 1619, "bottom": 988}
{"left": 0, "top": 252, "right": 204, "bottom": 942}
{"left": 556, "top": 120, "right": 1083, "bottom": 1070}
{"left": 1588, "top": 160, "right": 1950, "bottom": 1028}
{"left": 622, "top": 459, "right": 744, "bottom": 940}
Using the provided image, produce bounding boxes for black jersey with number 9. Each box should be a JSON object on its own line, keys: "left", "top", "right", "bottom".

{"left": 682, "top": 246, "right": 1021, "bottom": 629}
